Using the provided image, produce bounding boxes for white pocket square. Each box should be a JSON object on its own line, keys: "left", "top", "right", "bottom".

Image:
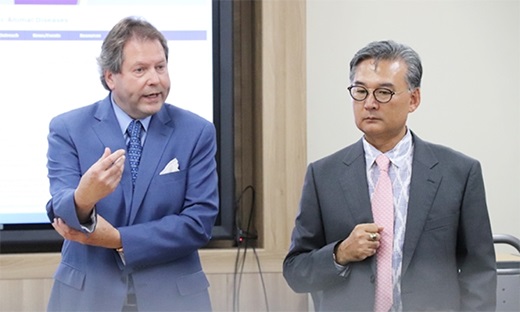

{"left": 160, "top": 158, "right": 180, "bottom": 175}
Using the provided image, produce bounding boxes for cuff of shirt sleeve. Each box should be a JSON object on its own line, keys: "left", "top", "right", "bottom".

{"left": 333, "top": 240, "right": 351, "bottom": 277}
{"left": 80, "top": 208, "right": 97, "bottom": 233}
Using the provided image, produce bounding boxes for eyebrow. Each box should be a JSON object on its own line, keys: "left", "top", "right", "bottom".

{"left": 352, "top": 81, "right": 396, "bottom": 88}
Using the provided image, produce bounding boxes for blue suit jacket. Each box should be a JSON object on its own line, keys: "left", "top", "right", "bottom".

{"left": 283, "top": 132, "right": 497, "bottom": 311}
{"left": 46, "top": 95, "right": 219, "bottom": 311}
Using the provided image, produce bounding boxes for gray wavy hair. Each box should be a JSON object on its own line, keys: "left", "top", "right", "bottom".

{"left": 97, "top": 16, "right": 169, "bottom": 91}
{"left": 349, "top": 40, "right": 422, "bottom": 90}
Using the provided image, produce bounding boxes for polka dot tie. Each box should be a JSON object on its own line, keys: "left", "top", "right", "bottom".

{"left": 127, "top": 120, "right": 143, "bottom": 186}
{"left": 372, "top": 154, "right": 394, "bottom": 312}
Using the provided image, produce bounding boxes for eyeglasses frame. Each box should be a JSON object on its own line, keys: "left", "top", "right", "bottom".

{"left": 347, "top": 85, "right": 410, "bottom": 104}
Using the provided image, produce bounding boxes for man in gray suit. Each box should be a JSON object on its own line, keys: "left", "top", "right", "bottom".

{"left": 283, "top": 40, "right": 496, "bottom": 311}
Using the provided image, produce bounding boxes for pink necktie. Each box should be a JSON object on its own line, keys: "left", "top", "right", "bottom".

{"left": 372, "top": 154, "right": 394, "bottom": 312}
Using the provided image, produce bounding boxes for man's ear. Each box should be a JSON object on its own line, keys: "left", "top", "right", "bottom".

{"left": 409, "top": 87, "right": 421, "bottom": 113}
{"left": 104, "top": 71, "right": 115, "bottom": 90}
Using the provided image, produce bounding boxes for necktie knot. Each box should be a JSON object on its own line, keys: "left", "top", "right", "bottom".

{"left": 376, "top": 154, "right": 390, "bottom": 173}
{"left": 127, "top": 120, "right": 142, "bottom": 140}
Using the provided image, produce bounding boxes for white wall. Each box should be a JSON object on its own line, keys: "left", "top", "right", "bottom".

{"left": 306, "top": 0, "right": 520, "bottom": 241}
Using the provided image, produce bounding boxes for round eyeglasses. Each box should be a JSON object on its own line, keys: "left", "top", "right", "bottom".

{"left": 347, "top": 85, "right": 405, "bottom": 103}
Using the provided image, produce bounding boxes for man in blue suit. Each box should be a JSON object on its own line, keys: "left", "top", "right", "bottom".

{"left": 46, "top": 16, "right": 218, "bottom": 311}
{"left": 283, "top": 40, "right": 496, "bottom": 311}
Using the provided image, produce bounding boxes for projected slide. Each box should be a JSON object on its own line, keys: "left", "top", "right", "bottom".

{"left": 0, "top": 0, "right": 213, "bottom": 225}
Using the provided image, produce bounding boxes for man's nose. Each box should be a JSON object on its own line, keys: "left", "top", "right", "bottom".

{"left": 147, "top": 69, "right": 161, "bottom": 84}
{"left": 363, "top": 92, "right": 379, "bottom": 109}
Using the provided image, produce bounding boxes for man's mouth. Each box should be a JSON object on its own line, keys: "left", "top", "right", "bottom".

{"left": 144, "top": 92, "right": 161, "bottom": 98}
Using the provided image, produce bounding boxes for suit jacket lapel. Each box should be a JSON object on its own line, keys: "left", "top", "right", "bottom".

{"left": 401, "top": 134, "right": 442, "bottom": 275}
{"left": 129, "top": 106, "right": 174, "bottom": 223}
{"left": 338, "top": 140, "right": 377, "bottom": 272}
{"left": 91, "top": 97, "right": 133, "bottom": 216}
{"left": 92, "top": 96, "right": 128, "bottom": 153}
{"left": 339, "top": 139, "right": 373, "bottom": 225}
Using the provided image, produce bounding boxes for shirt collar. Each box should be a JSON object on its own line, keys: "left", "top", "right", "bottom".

{"left": 363, "top": 128, "right": 413, "bottom": 170}
{"left": 110, "top": 93, "right": 151, "bottom": 135}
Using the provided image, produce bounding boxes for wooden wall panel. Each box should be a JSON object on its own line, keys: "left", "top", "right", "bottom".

{"left": 0, "top": 272, "right": 307, "bottom": 312}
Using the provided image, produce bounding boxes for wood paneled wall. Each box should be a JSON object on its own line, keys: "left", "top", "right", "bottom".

{"left": 0, "top": 1, "right": 308, "bottom": 311}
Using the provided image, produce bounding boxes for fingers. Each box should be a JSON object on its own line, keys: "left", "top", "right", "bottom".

{"left": 52, "top": 218, "right": 87, "bottom": 243}
{"left": 98, "top": 148, "right": 126, "bottom": 171}
{"left": 76, "top": 148, "right": 126, "bottom": 207}
{"left": 337, "top": 223, "right": 383, "bottom": 263}
{"left": 101, "top": 147, "right": 111, "bottom": 159}
{"left": 53, "top": 216, "right": 120, "bottom": 249}
{"left": 364, "top": 223, "right": 385, "bottom": 242}
{"left": 52, "top": 217, "right": 69, "bottom": 236}
{"left": 51, "top": 218, "right": 63, "bottom": 236}
{"left": 361, "top": 225, "right": 380, "bottom": 254}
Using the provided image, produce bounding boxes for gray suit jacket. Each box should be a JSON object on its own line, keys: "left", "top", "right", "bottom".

{"left": 283, "top": 132, "right": 496, "bottom": 311}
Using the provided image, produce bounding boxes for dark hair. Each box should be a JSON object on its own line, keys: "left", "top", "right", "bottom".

{"left": 97, "top": 16, "right": 169, "bottom": 91}
{"left": 349, "top": 40, "right": 422, "bottom": 89}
